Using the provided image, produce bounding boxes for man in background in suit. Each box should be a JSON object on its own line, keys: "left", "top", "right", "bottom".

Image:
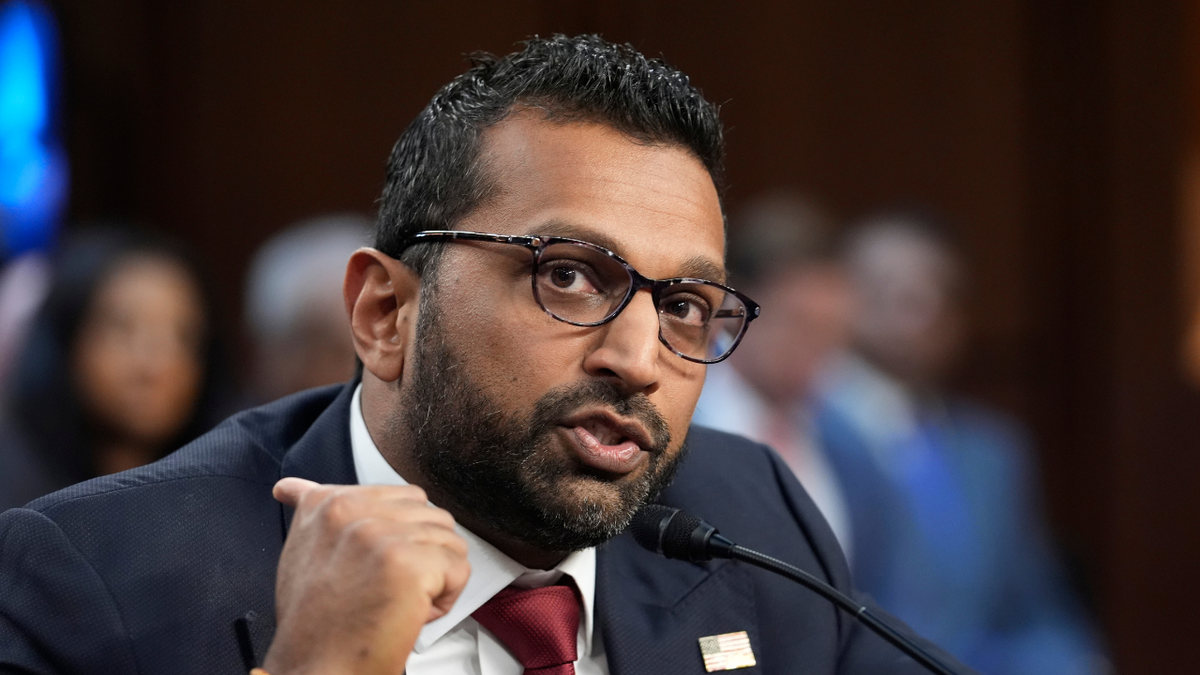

{"left": 0, "top": 36, "right": 974, "bottom": 675}
{"left": 816, "top": 213, "right": 1107, "bottom": 675}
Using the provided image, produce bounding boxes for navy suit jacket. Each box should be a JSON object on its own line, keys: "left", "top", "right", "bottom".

{"left": 0, "top": 383, "right": 971, "bottom": 674}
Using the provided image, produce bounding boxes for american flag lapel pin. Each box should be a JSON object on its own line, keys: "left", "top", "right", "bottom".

{"left": 698, "top": 631, "right": 756, "bottom": 672}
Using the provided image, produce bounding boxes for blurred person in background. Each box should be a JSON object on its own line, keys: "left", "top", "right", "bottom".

{"left": 693, "top": 191, "right": 858, "bottom": 556}
{"left": 243, "top": 213, "right": 369, "bottom": 402}
{"left": 816, "top": 212, "right": 1107, "bottom": 675}
{"left": 0, "top": 227, "right": 231, "bottom": 510}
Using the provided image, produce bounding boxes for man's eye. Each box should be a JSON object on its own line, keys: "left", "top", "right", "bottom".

{"left": 551, "top": 266, "right": 580, "bottom": 289}
{"left": 660, "top": 295, "right": 711, "bottom": 326}
{"left": 539, "top": 261, "right": 601, "bottom": 294}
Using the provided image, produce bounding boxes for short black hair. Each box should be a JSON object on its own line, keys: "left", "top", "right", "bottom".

{"left": 375, "top": 34, "right": 725, "bottom": 276}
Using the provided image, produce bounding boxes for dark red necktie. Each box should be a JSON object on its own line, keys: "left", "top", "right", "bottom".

{"left": 472, "top": 583, "right": 581, "bottom": 675}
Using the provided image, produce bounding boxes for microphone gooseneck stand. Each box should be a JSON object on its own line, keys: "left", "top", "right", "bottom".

{"left": 630, "top": 504, "right": 960, "bottom": 675}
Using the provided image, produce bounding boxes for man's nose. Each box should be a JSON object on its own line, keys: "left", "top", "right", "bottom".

{"left": 582, "top": 290, "right": 662, "bottom": 396}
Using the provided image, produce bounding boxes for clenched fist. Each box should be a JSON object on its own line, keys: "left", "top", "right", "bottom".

{"left": 261, "top": 478, "right": 470, "bottom": 675}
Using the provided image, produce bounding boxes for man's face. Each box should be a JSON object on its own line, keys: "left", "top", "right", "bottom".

{"left": 733, "top": 263, "right": 855, "bottom": 405}
{"left": 398, "top": 113, "right": 726, "bottom": 555}
{"left": 851, "top": 229, "right": 964, "bottom": 387}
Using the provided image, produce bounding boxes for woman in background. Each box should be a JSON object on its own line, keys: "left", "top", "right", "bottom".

{"left": 0, "top": 227, "right": 231, "bottom": 510}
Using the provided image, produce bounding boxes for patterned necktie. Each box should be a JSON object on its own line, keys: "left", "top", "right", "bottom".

{"left": 473, "top": 583, "right": 581, "bottom": 675}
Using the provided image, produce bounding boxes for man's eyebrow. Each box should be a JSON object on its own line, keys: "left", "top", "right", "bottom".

{"left": 677, "top": 256, "right": 727, "bottom": 285}
{"left": 531, "top": 220, "right": 623, "bottom": 253}
{"left": 530, "top": 220, "right": 728, "bottom": 284}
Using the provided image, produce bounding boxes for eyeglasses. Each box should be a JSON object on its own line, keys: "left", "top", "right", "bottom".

{"left": 400, "top": 230, "right": 760, "bottom": 364}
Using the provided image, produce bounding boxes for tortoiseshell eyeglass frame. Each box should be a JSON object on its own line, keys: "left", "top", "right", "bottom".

{"left": 398, "top": 230, "right": 761, "bottom": 364}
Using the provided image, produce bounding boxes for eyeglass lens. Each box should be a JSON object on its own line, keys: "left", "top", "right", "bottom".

{"left": 532, "top": 241, "right": 748, "bottom": 361}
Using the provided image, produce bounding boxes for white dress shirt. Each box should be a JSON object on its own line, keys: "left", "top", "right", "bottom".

{"left": 349, "top": 384, "right": 610, "bottom": 675}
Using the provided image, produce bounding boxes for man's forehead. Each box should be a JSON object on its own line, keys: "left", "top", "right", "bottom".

{"left": 467, "top": 114, "right": 727, "bottom": 280}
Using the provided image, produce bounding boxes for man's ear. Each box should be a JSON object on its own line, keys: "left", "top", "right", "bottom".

{"left": 343, "top": 248, "right": 421, "bottom": 383}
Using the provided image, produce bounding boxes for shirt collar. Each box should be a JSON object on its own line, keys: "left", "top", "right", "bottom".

{"left": 348, "top": 383, "right": 599, "bottom": 655}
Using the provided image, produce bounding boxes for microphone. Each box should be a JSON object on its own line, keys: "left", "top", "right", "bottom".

{"left": 629, "top": 505, "right": 960, "bottom": 675}
{"left": 629, "top": 503, "right": 735, "bottom": 561}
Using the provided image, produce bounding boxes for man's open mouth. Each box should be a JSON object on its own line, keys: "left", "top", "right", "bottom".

{"left": 559, "top": 410, "right": 654, "bottom": 475}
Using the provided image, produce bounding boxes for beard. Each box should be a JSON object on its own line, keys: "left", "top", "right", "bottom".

{"left": 400, "top": 298, "right": 685, "bottom": 554}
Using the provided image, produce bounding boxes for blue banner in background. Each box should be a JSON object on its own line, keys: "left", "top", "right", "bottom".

{"left": 0, "top": 0, "right": 66, "bottom": 260}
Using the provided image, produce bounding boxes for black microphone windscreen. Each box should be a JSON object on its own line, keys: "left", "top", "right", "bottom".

{"left": 629, "top": 504, "right": 710, "bottom": 560}
{"left": 661, "top": 510, "right": 705, "bottom": 559}
{"left": 629, "top": 504, "right": 677, "bottom": 554}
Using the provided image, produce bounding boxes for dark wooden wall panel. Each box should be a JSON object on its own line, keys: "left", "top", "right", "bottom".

{"left": 1104, "top": 1, "right": 1197, "bottom": 669}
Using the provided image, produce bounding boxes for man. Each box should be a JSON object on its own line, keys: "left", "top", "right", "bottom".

{"left": 816, "top": 214, "right": 1107, "bottom": 675}
{"left": 0, "top": 36, "right": 973, "bottom": 675}
{"left": 244, "top": 213, "right": 371, "bottom": 402}
{"left": 693, "top": 191, "right": 857, "bottom": 556}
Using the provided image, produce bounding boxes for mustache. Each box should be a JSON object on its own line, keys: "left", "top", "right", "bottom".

{"left": 527, "top": 379, "right": 671, "bottom": 454}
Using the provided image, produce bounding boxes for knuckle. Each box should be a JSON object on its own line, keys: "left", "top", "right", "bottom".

{"left": 450, "top": 559, "right": 472, "bottom": 586}
{"left": 401, "top": 484, "right": 428, "bottom": 503}
{"left": 318, "top": 489, "right": 356, "bottom": 527}
{"left": 343, "top": 517, "right": 384, "bottom": 547}
{"left": 293, "top": 484, "right": 328, "bottom": 511}
{"left": 428, "top": 506, "right": 456, "bottom": 527}
{"left": 444, "top": 531, "right": 469, "bottom": 557}
{"left": 378, "top": 540, "right": 421, "bottom": 577}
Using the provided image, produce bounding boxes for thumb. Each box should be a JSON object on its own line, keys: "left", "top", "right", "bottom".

{"left": 273, "top": 477, "right": 322, "bottom": 507}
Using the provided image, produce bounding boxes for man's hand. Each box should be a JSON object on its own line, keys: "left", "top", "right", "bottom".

{"left": 261, "top": 478, "right": 470, "bottom": 675}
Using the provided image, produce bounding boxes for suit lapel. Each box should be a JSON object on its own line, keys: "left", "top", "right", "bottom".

{"left": 597, "top": 531, "right": 763, "bottom": 675}
{"left": 229, "top": 383, "right": 359, "bottom": 666}
{"left": 277, "top": 381, "right": 360, "bottom": 532}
